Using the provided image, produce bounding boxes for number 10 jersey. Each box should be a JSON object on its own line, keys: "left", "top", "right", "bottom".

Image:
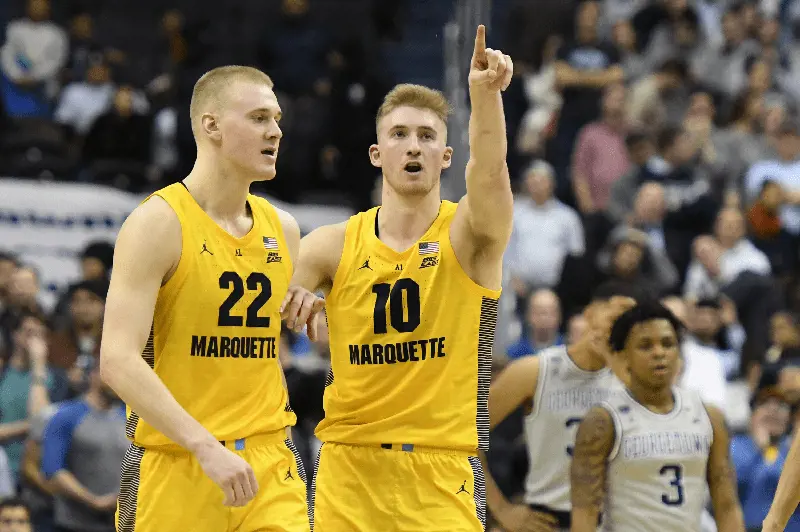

{"left": 126, "top": 183, "right": 296, "bottom": 449}
{"left": 317, "top": 201, "right": 500, "bottom": 453}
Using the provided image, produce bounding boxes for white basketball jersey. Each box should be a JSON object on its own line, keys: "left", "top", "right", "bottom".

{"left": 601, "top": 387, "right": 713, "bottom": 532}
{"left": 523, "top": 346, "right": 622, "bottom": 512}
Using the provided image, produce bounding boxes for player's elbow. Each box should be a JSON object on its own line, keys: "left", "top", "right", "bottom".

{"left": 99, "top": 340, "right": 125, "bottom": 389}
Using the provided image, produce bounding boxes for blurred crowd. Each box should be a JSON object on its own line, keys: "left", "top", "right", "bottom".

{"left": 3, "top": 0, "right": 800, "bottom": 530}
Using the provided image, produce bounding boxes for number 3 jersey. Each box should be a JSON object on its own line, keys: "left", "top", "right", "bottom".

{"left": 126, "top": 183, "right": 296, "bottom": 449}
{"left": 317, "top": 201, "right": 500, "bottom": 453}
{"left": 523, "top": 346, "right": 621, "bottom": 512}
{"left": 600, "top": 387, "right": 713, "bottom": 532}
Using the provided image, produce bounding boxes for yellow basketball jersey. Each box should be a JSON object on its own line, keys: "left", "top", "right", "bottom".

{"left": 126, "top": 183, "right": 296, "bottom": 448}
{"left": 317, "top": 201, "right": 500, "bottom": 453}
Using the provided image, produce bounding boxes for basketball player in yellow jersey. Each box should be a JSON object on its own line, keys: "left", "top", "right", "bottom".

{"left": 99, "top": 66, "right": 322, "bottom": 532}
{"left": 281, "top": 25, "right": 513, "bottom": 531}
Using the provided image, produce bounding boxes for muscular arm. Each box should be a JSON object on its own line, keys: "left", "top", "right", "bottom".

{"left": 570, "top": 407, "right": 615, "bottom": 532}
{"left": 99, "top": 197, "right": 219, "bottom": 455}
{"left": 705, "top": 405, "right": 745, "bottom": 532}
{"left": 483, "top": 356, "right": 540, "bottom": 516}
{"left": 289, "top": 223, "right": 346, "bottom": 296}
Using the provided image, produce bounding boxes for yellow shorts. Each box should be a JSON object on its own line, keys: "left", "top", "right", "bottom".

{"left": 311, "top": 442, "right": 486, "bottom": 532}
{"left": 116, "top": 430, "right": 310, "bottom": 532}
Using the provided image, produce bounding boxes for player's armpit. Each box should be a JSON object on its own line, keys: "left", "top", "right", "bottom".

{"left": 705, "top": 405, "right": 745, "bottom": 532}
{"left": 570, "top": 406, "right": 614, "bottom": 532}
{"left": 488, "top": 356, "right": 539, "bottom": 430}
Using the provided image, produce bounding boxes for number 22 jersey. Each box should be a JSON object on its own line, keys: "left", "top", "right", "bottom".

{"left": 126, "top": 183, "right": 296, "bottom": 449}
{"left": 317, "top": 201, "right": 500, "bottom": 453}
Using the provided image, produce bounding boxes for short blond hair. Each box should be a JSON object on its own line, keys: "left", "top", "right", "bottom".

{"left": 189, "top": 65, "right": 274, "bottom": 136}
{"left": 376, "top": 84, "right": 451, "bottom": 132}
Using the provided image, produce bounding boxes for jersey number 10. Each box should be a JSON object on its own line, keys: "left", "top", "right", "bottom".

{"left": 372, "top": 279, "right": 421, "bottom": 334}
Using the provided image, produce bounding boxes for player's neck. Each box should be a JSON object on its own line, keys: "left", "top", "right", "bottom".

{"left": 185, "top": 156, "right": 252, "bottom": 220}
{"left": 628, "top": 381, "right": 674, "bottom": 414}
{"left": 378, "top": 187, "right": 441, "bottom": 246}
{"left": 569, "top": 340, "right": 606, "bottom": 372}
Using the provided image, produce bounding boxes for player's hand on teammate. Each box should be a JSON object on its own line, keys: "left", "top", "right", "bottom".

{"left": 194, "top": 442, "right": 259, "bottom": 507}
{"left": 468, "top": 24, "right": 513, "bottom": 93}
{"left": 495, "top": 503, "right": 559, "bottom": 532}
{"left": 280, "top": 286, "right": 326, "bottom": 341}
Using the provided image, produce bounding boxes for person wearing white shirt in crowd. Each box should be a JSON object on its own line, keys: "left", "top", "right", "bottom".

{"left": 684, "top": 208, "right": 771, "bottom": 300}
{"left": 506, "top": 160, "right": 585, "bottom": 299}
{"left": 662, "top": 296, "right": 728, "bottom": 412}
{"left": 0, "top": 0, "right": 67, "bottom": 97}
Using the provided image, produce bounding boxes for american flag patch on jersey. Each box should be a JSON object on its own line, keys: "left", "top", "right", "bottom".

{"left": 418, "top": 241, "right": 439, "bottom": 255}
{"left": 263, "top": 236, "right": 278, "bottom": 250}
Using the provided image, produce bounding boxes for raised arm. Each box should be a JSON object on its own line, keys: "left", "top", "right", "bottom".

{"left": 281, "top": 222, "right": 345, "bottom": 335}
{"left": 705, "top": 405, "right": 745, "bottom": 532}
{"left": 99, "top": 197, "right": 257, "bottom": 507}
{"left": 570, "top": 406, "right": 615, "bottom": 532}
{"left": 482, "top": 356, "right": 559, "bottom": 531}
{"left": 455, "top": 25, "right": 514, "bottom": 252}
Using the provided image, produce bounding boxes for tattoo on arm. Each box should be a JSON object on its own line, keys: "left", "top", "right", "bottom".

{"left": 570, "top": 407, "right": 615, "bottom": 511}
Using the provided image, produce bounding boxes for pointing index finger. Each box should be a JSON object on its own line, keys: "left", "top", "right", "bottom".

{"left": 474, "top": 24, "right": 486, "bottom": 57}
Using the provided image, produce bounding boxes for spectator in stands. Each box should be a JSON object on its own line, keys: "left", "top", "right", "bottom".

{"left": 745, "top": 119, "right": 800, "bottom": 238}
{"left": 0, "top": 310, "right": 68, "bottom": 483}
{"left": 48, "top": 278, "right": 106, "bottom": 395}
{"left": 731, "top": 386, "right": 799, "bottom": 531}
{"left": 748, "top": 180, "right": 797, "bottom": 276}
{"left": 81, "top": 85, "right": 154, "bottom": 191}
{"left": 611, "top": 20, "right": 648, "bottom": 82}
{"left": 684, "top": 208, "right": 772, "bottom": 300}
{"left": 20, "top": 403, "right": 57, "bottom": 532}
{"left": 662, "top": 295, "right": 728, "bottom": 410}
{"left": 571, "top": 82, "right": 630, "bottom": 214}
{"left": 0, "top": 252, "right": 18, "bottom": 319}
{"left": 0, "top": 498, "right": 32, "bottom": 532}
{"left": 506, "top": 289, "right": 563, "bottom": 359}
{"left": 0, "top": 265, "right": 42, "bottom": 349}
{"left": 506, "top": 161, "right": 584, "bottom": 301}
{"left": 552, "top": 0, "right": 623, "bottom": 182}
{"left": 41, "top": 365, "right": 127, "bottom": 532}
{"left": 0, "top": 0, "right": 68, "bottom": 118}
{"left": 53, "top": 59, "right": 114, "bottom": 136}
{"left": 596, "top": 227, "right": 670, "bottom": 298}
{"left": 693, "top": 4, "right": 760, "bottom": 98}
{"left": 611, "top": 181, "right": 681, "bottom": 292}
{"left": 610, "top": 125, "right": 717, "bottom": 238}
{"left": 63, "top": 13, "right": 101, "bottom": 85}
{"left": 626, "top": 59, "right": 689, "bottom": 132}
{"left": 686, "top": 297, "right": 746, "bottom": 379}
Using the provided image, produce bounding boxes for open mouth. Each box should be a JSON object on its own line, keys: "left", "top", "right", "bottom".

{"left": 653, "top": 364, "right": 669, "bottom": 373}
{"left": 404, "top": 161, "right": 423, "bottom": 174}
{"left": 262, "top": 148, "right": 277, "bottom": 157}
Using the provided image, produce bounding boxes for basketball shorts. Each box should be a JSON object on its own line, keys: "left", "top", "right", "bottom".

{"left": 116, "top": 429, "right": 310, "bottom": 532}
{"left": 311, "top": 442, "right": 486, "bottom": 532}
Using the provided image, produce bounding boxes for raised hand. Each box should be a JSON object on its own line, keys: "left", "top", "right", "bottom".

{"left": 468, "top": 25, "right": 514, "bottom": 93}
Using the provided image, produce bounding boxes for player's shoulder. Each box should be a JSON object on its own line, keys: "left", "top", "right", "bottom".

{"left": 115, "top": 196, "right": 181, "bottom": 269}
{"left": 123, "top": 194, "right": 181, "bottom": 239}
{"left": 304, "top": 221, "right": 348, "bottom": 248}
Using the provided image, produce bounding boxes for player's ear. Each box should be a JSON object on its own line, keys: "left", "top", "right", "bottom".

{"left": 369, "top": 144, "right": 382, "bottom": 168}
{"left": 441, "top": 146, "right": 454, "bottom": 169}
{"left": 202, "top": 113, "right": 221, "bottom": 142}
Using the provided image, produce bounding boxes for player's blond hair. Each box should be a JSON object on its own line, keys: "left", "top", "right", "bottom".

{"left": 189, "top": 65, "right": 274, "bottom": 138}
{"left": 376, "top": 84, "right": 452, "bottom": 133}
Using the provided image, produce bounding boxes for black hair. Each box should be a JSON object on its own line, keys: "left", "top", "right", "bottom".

{"left": 591, "top": 281, "right": 647, "bottom": 303}
{"left": 658, "top": 58, "right": 689, "bottom": 81}
{"left": 608, "top": 300, "right": 684, "bottom": 353}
